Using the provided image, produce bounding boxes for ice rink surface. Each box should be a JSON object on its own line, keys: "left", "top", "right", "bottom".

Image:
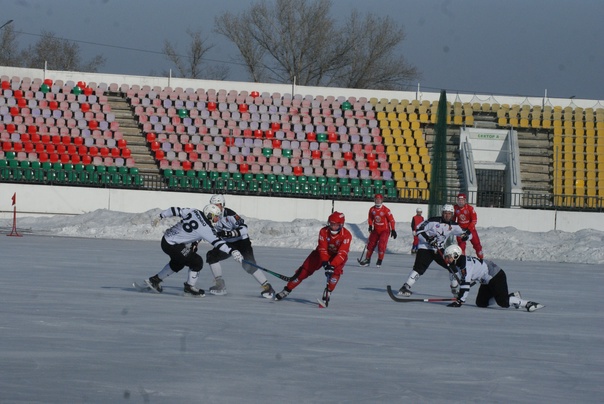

{"left": 2, "top": 235, "right": 603, "bottom": 403}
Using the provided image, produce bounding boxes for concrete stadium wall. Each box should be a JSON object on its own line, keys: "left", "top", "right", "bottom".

{"left": 0, "top": 182, "right": 601, "bottom": 233}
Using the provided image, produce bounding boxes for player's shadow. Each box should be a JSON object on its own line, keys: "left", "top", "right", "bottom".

{"left": 286, "top": 297, "right": 321, "bottom": 306}
{"left": 358, "top": 287, "right": 387, "bottom": 293}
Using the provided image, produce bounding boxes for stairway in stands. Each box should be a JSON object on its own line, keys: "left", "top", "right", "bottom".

{"left": 105, "top": 92, "right": 163, "bottom": 188}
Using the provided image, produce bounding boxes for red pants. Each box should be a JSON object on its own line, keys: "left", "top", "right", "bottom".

{"left": 366, "top": 230, "right": 390, "bottom": 260}
{"left": 285, "top": 250, "right": 343, "bottom": 293}
{"left": 457, "top": 228, "right": 483, "bottom": 259}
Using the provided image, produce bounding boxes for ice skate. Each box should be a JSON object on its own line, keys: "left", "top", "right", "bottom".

{"left": 209, "top": 277, "right": 227, "bottom": 296}
{"left": 144, "top": 275, "right": 163, "bottom": 293}
{"left": 183, "top": 282, "right": 205, "bottom": 297}
{"left": 397, "top": 283, "right": 412, "bottom": 297}
{"left": 358, "top": 258, "right": 370, "bottom": 267}
{"left": 274, "top": 289, "right": 290, "bottom": 301}
{"left": 525, "top": 301, "right": 544, "bottom": 312}
{"left": 376, "top": 259, "right": 383, "bottom": 268}
{"left": 261, "top": 282, "right": 275, "bottom": 299}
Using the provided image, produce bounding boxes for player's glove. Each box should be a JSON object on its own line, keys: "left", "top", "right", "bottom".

{"left": 321, "top": 261, "right": 334, "bottom": 278}
{"left": 368, "top": 226, "right": 373, "bottom": 233}
{"left": 447, "top": 298, "right": 463, "bottom": 308}
{"left": 461, "top": 229, "right": 471, "bottom": 241}
{"left": 230, "top": 250, "right": 243, "bottom": 263}
{"left": 390, "top": 230, "right": 397, "bottom": 239}
{"left": 217, "top": 229, "right": 240, "bottom": 239}
{"left": 426, "top": 236, "right": 439, "bottom": 248}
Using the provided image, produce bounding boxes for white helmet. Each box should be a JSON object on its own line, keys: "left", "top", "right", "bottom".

{"left": 444, "top": 244, "right": 462, "bottom": 261}
{"left": 442, "top": 204, "right": 454, "bottom": 214}
{"left": 209, "top": 194, "right": 225, "bottom": 206}
{"left": 203, "top": 204, "right": 222, "bottom": 222}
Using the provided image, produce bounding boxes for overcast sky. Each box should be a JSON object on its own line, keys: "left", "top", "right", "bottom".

{"left": 4, "top": 0, "right": 603, "bottom": 100}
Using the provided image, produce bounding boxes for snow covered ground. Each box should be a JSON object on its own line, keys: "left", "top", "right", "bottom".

{"left": 1, "top": 210, "right": 603, "bottom": 403}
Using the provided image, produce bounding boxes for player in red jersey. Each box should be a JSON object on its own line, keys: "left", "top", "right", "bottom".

{"left": 358, "top": 194, "right": 396, "bottom": 268}
{"left": 410, "top": 207, "right": 424, "bottom": 254}
{"left": 274, "top": 211, "right": 352, "bottom": 307}
{"left": 454, "top": 193, "right": 484, "bottom": 259}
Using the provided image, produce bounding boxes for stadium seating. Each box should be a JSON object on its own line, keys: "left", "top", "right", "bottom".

{"left": 2, "top": 74, "right": 602, "bottom": 209}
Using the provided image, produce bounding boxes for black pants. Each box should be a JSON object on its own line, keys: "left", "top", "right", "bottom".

{"left": 475, "top": 270, "right": 510, "bottom": 308}
{"left": 161, "top": 236, "right": 203, "bottom": 272}
{"left": 412, "top": 248, "right": 450, "bottom": 275}
{"left": 206, "top": 238, "right": 256, "bottom": 272}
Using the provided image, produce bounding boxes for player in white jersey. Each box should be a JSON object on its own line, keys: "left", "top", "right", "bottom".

{"left": 205, "top": 194, "right": 275, "bottom": 299}
{"left": 145, "top": 204, "right": 243, "bottom": 296}
{"left": 443, "top": 245, "right": 544, "bottom": 312}
{"left": 398, "top": 204, "right": 471, "bottom": 297}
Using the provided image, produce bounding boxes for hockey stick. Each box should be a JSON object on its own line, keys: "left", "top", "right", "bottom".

{"left": 387, "top": 285, "right": 456, "bottom": 303}
{"left": 242, "top": 260, "right": 291, "bottom": 282}
{"left": 356, "top": 244, "right": 367, "bottom": 264}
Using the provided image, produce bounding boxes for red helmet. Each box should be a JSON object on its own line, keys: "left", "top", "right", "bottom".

{"left": 457, "top": 193, "right": 467, "bottom": 199}
{"left": 328, "top": 211, "right": 345, "bottom": 225}
{"left": 374, "top": 193, "right": 383, "bottom": 199}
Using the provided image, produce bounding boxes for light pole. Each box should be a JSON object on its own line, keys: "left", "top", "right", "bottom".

{"left": 0, "top": 20, "right": 14, "bottom": 30}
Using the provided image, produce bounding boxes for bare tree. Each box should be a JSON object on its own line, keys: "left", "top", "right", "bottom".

{"left": 0, "top": 24, "right": 21, "bottom": 67}
{"left": 163, "top": 29, "right": 229, "bottom": 80}
{"left": 214, "top": 0, "right": 419, "bottom": 90}
{"left": 20, "top": 31, "right": 105, "bottom": 72}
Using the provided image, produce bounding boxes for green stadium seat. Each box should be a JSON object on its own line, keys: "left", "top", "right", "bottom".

{"left": 186, "top": 170, "right": 199, "bottom": 188}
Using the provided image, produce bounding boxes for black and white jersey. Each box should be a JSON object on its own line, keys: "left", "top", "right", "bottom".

{"left": 214, "top": 207, "right": 249, "bottom": 242}
{"left": 160, "top": 207, "right": 232, "bottom": 254}
{"left": 415, "top": 216, "right": 467, "bottom": 251}
{"left": 450, "top": 255, "right": 503, "bottom": 302}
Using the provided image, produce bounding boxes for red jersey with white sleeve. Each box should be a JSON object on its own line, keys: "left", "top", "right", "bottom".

{"left": 368, "top": 205, "right": 395, "bottom": 234}
{"left": 453, "top": 203, "right": 477, "bottom": 231}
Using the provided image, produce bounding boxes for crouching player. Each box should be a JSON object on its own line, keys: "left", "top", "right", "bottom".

{"left": 443, "top": 245, "right": 544, "bottom": 312}
{"left": 275, "top": 212, "right": 352, "bottom": 308}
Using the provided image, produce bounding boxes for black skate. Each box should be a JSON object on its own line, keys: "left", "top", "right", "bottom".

{"left": 397, "top": 283, "right": 412, "bottom": 297}
{"left": 144, "top": 275, "right": 163, "bottom": 293}
{"left": 184, "top": 282, "right": 205, "bottom": 297}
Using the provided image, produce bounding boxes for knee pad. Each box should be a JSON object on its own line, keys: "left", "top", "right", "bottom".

{"left": 206, "top": 248, "right": 222, "bottom": 265}
{"left": 188, "top": 254, "right": 204, "bottom": 272}
{"left": 169, "top": 261, "right": 185, "bottom": 273}
{"left": 242, "top": 262, "right": 256, "bottom": 274}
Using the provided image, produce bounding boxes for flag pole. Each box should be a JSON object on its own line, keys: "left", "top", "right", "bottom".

{"left": 8, "top": 192, "right": 22, "bottom": 237}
